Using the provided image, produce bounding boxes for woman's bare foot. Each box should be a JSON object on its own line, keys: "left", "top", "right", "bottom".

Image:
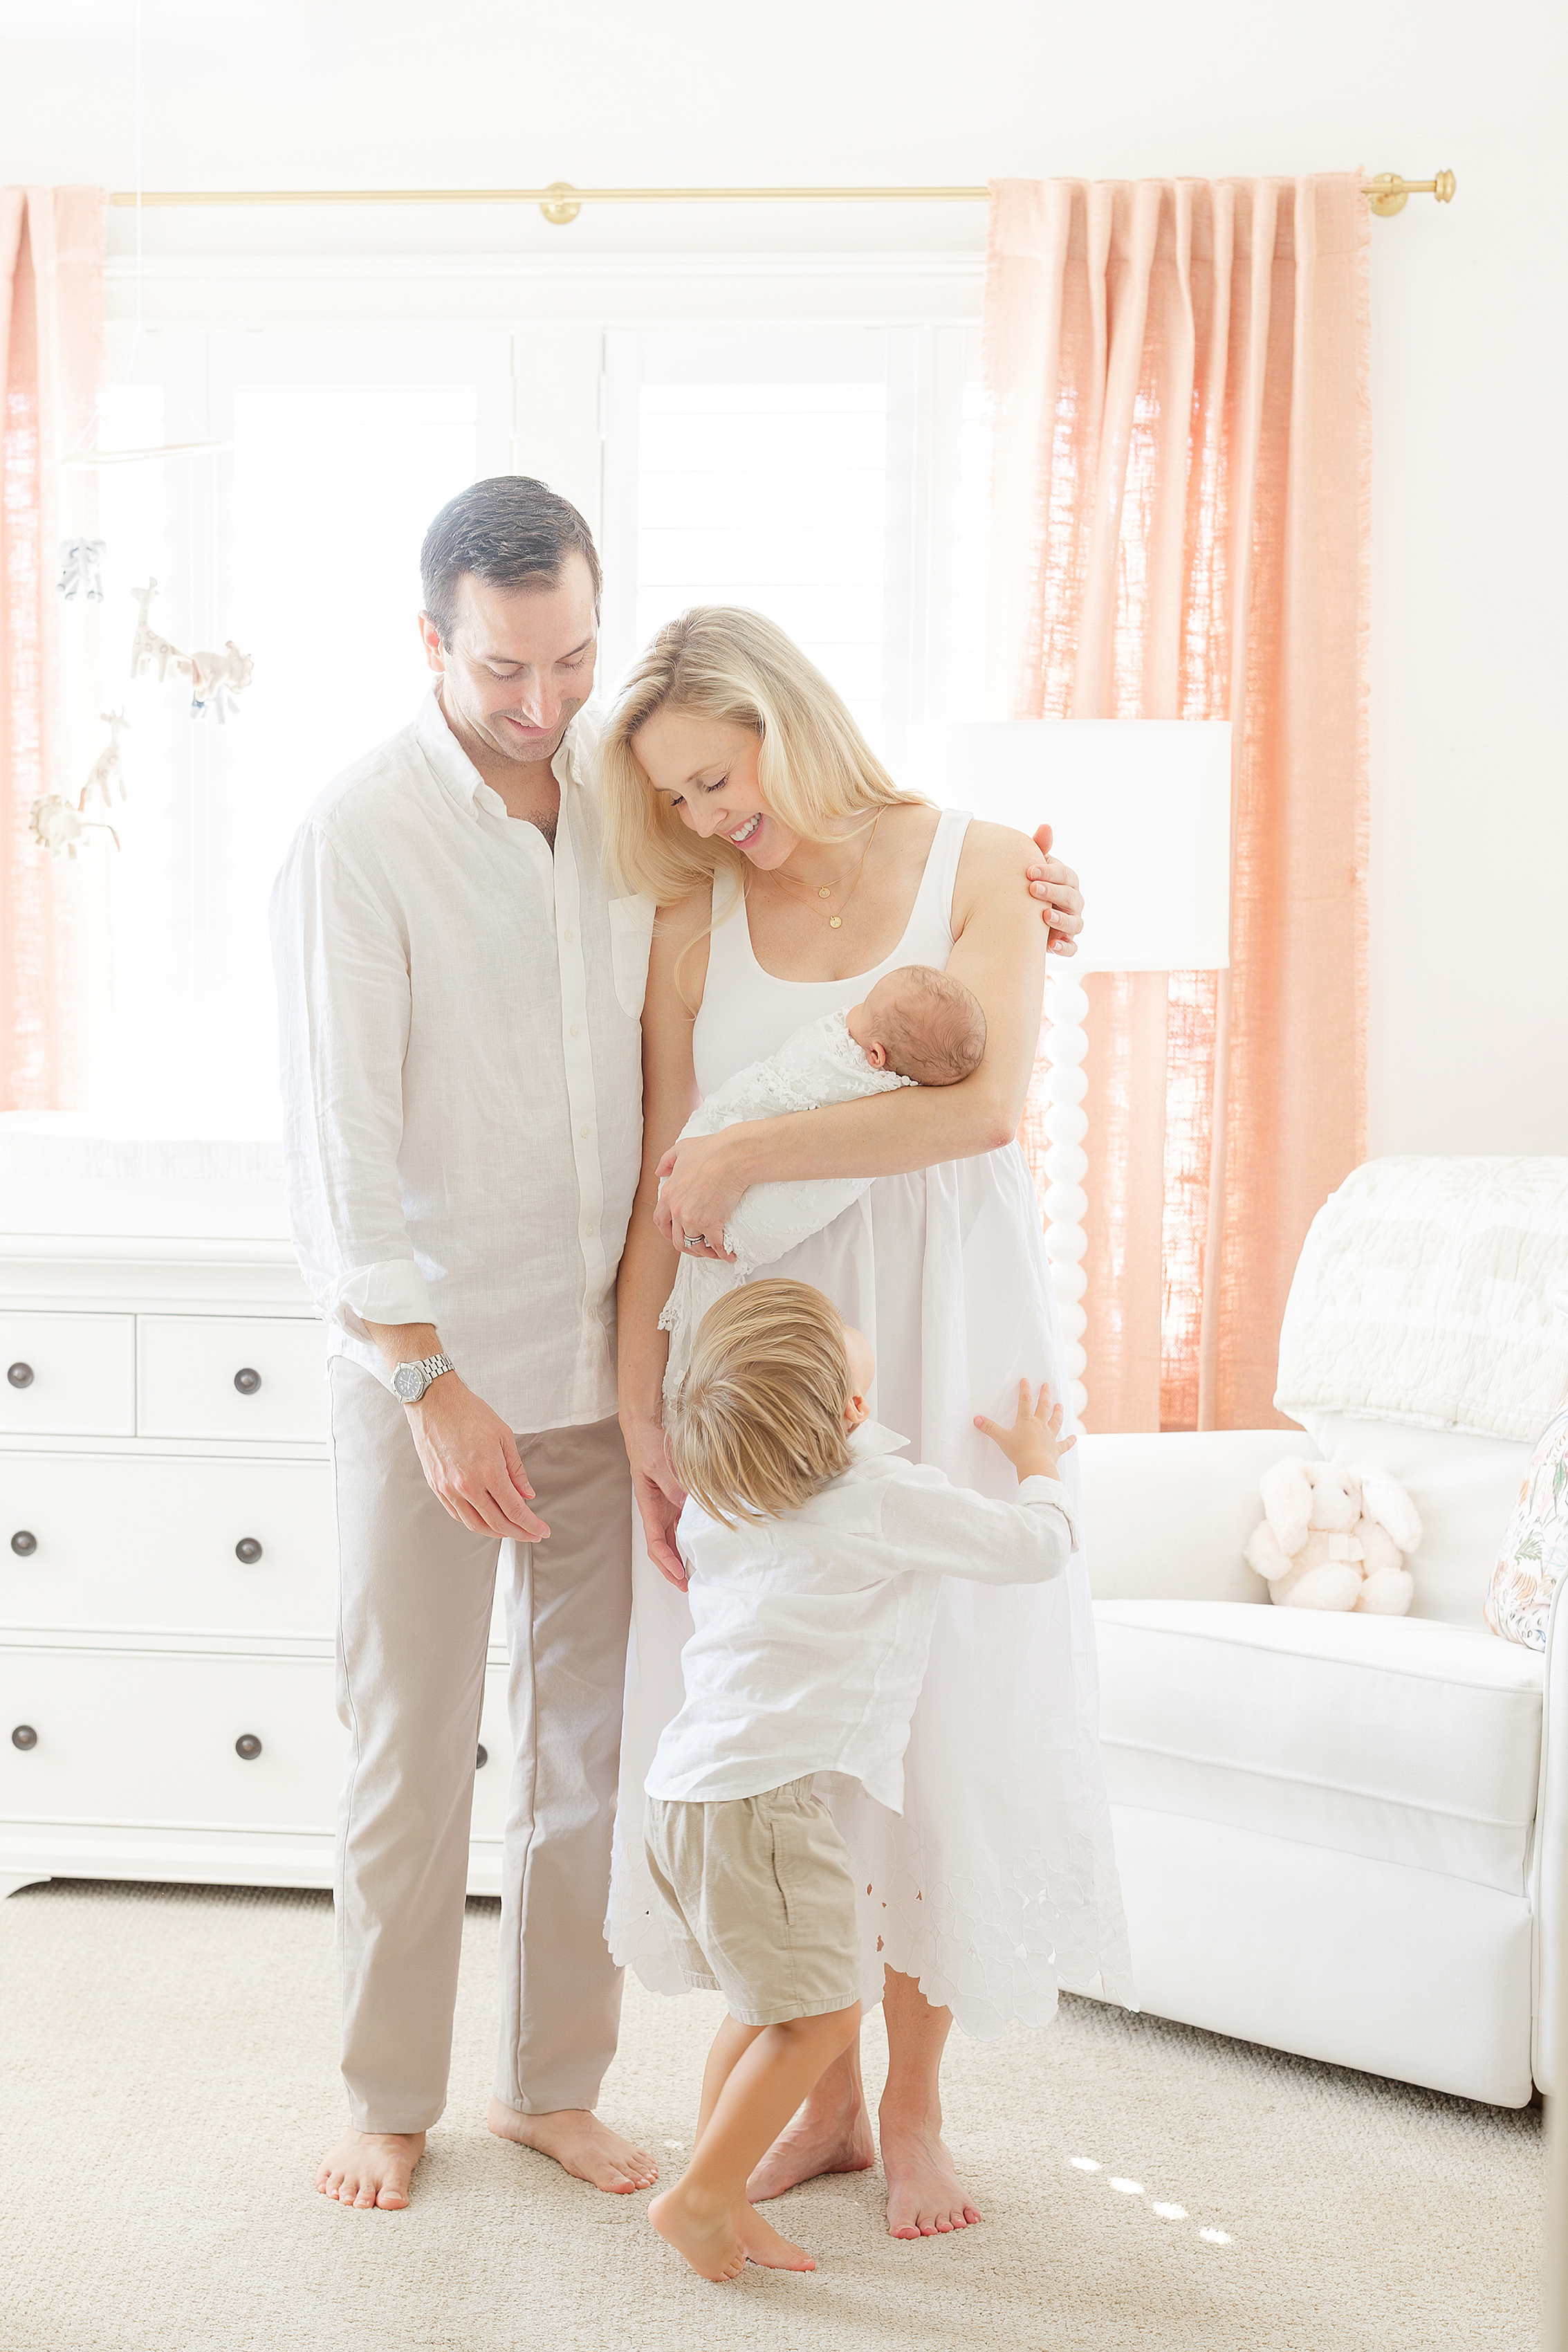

{"left": 744, "top": 2093, "right": 876, "bottom": 2202}
{"left": 315, "top": 2128, "right": 425, "bottom": 2211}
{"left": 486, "top": 2097, "right": 658, "bottom": 2192}
{"left": 649, "top": 2187, "right": 746, "bottom": 2281}
{"left": 734, "top": 2200, "right": 816, "bottom": 2271}
{"left": 879, "top": 2115, "right": 981, "bottom": 2238}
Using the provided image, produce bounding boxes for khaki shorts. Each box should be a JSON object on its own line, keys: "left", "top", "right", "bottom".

{"left": 643, "top": 1777, "right": 863, "bottom": 2028}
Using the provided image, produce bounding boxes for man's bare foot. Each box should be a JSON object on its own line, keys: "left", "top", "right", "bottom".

{"left": 486, "top": 2097, "right": 658, "bottom": 2192}
{"left": 315, "top": 2128, "right": 425, "bottom": 2212}
{"left": 880, "top": 2115, "right": 981, "bottom": 2238}
{"left": 649, "top": 2187, "right": 746, "bottom": 2281}
{"left": 735, "top": 2200, "right": 816, "bottom": 2271}
{"left": 745, "top": 2094, "right": 876, "bottom": 2202}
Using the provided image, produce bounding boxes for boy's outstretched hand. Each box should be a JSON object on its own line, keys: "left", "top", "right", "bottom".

{"left": 974, "top": 1380, "right": 1076, "bottom": 1485}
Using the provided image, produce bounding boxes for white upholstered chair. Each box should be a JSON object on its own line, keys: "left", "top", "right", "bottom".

{"left": 1077, "top": 1157, "right": 1568, "bottom": 2108}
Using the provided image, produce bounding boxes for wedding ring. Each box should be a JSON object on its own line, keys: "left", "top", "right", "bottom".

{"left": 683, "top": 1235, "right": 701, "bottom": 1251}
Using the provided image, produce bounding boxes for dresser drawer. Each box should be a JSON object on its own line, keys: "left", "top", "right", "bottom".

{"left": 1, "top": 1647, "right": 508, "bottom": 1844}
{"left": 138, "top": 1316, "right": 326, "bottom": 1442}
{"left": 0, "top": 1314, "right": 136, "bottom": 1437}
{"left": 2, "top": 1455, "right": 338, "bottom": 1637}
{"left": 0, "top": 1645, "right": 344, "bottom": 1834}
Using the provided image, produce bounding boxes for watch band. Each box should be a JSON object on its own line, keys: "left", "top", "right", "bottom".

{"left": 394, "top": 1351, "right": 454, "bottom": 1403}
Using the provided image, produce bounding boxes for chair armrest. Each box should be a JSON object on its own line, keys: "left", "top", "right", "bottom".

{"left": 1533, "top": 1578, "right": 1568, "bottom": 2094}
{"left": 1079, "top": 1428, "right": 1319, "bottom": 1604}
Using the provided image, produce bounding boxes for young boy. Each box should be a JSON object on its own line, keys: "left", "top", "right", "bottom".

{"left": 644, "top": 1277, "right": 1078, "bottom": 2281}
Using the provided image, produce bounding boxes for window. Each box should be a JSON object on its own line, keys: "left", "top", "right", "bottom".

{"left": 70, "top": 316, "right": 986, "bottom": 1136}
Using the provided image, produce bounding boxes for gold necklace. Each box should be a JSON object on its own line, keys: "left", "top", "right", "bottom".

{"left": 773, "top": 810, "right": 883, "bottom": 929}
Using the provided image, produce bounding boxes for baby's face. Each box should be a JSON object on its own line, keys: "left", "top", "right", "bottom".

{"left": 845, "top": 975, "right": 905, "bottom": 1070}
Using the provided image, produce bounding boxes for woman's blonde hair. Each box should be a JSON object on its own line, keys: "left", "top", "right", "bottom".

{"left": 598, "top": 605, "right": 925, "bottom": 905}
{"left": 665, "top": 1278, "right": 854, "bottom": 1527}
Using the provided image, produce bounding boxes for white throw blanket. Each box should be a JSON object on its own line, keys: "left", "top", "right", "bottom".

{"left": 659, "top": 1009, "right": 912, "bottom": 1397}
{"left": 1275, "top": 1156, "right": 1568, "bottom": 1443}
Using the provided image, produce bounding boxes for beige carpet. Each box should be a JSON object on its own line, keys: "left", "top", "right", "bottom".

{"left": 0, "top": 1880, "right": 1542, "bottom": 2351}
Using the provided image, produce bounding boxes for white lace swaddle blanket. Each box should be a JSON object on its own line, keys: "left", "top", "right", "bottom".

{"left": 659, "top": 1009, "right": 913, "bottom": 1398}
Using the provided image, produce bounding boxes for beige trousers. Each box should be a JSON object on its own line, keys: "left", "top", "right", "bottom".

{"left": 328, "top": 1359, "right": 632, "bottom": 2133}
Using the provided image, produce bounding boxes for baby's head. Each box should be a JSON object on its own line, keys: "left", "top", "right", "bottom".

{"left": 665, "top": 1278, "right": 875, "bottom": 1529}
{"left": 846, "top": 964, "right": 986, "bottom": 1087}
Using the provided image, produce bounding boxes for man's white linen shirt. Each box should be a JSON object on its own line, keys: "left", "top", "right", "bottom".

{"left": 646, "top": 1422, "right": 1080, "bottom": 1811}
{"left": 270, "top": 686, "right": 653, "bottom": 1431}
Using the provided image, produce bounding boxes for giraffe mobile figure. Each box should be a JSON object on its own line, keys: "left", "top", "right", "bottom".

{"left": 80, "top": 710, "right": 131, "bottom": 810}
{"left": 129, "top": 578, "right": 190, "bottom": 683}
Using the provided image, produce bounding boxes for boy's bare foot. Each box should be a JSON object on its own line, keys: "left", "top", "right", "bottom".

{"left": 745, "top": 2096, "right": 876, "bottom": 2201}
{"left": 486, "top": 2097, "right": 658, "bottom": 2192}
{"left": 734, "top": 2201, "right": 816, "bottom": 2271}
{"left": 880, "top": 2116, "right": 981, "bottom": 2238}
{"left": 649, "top": 2187, "right": 746, "bottom": 2281}
{"left": 315, "top": 2128, "right": 425, "bottom": 2211}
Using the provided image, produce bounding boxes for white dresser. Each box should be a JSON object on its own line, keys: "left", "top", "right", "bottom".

{"left": 0, "top": 1155, "right": 510, "bottom": 1902}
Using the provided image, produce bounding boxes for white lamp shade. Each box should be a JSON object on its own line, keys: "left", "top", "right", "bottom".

{"left": 901, "top": 720, "right": 1233, "bottom": 972}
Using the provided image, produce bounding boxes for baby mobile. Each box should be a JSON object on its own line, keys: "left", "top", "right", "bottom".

{"left": 29, "top": 555, "right": 255, "bottom": 860}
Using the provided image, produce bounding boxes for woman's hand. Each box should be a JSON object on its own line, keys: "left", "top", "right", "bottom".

{"left": 654, "top": 1130, "right": 744, "bottom": 1260}
{"left": 623, "top": 1416, "right": 690, "bottom": 1588}
{"left": 1027, "top": 823, "right": 1085, "bottom": 957}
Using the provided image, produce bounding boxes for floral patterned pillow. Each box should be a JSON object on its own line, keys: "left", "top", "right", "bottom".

{"left": 1485, "top": 1402, "right": 1568, "bottom": 1649}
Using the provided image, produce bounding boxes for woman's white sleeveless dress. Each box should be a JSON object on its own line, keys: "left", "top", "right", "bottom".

{"left": 607, "top": 809, "right": 1132, "bottom": 2034}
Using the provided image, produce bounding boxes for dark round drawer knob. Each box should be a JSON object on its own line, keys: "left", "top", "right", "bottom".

{"left": 7, "top": 1361, "right": 34, "bottom": 1389}
{"left": 234, "top": 1537, "right": 264, "bottom": 1565}
{"left": 234, "top": 1367, "right": 262, "bottom": 1396}
{"left": 11, "top": 1725, "right": 37, "bottom": 1751}
{"left": 475, "top": 1744, "right": 488, "bottom": 1770}
{"left": 10, "top": 1530, "right": 37, "bottom": 1556}
{"left": 234, "top": 1734, "right": 262, "bottom": 1761}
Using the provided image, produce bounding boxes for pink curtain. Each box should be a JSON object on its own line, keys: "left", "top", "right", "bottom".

{"left": 986, "top": 174, "right": 1369, "bottom": 1432}
{"left": 1, "top": 186, "right": 104, "bottom": 1112}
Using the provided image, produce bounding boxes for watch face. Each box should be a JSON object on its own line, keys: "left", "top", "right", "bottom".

{"left": 393, "top": 1363, "right": 423, "bottom": 1404}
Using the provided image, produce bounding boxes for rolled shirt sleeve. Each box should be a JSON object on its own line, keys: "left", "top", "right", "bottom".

{"left": 877, "top": 1462, "right": 1080, "bottom": 1585}
{"left": 269, "top": 820, "right": 434, "bottom": 1346}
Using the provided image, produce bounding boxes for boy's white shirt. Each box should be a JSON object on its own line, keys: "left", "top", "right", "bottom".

{"left": 658, "top": 1007, "right": 911, "bottom": 1397}
{"left": 645, "top": 1420, "right": 1080, "bottom": 1812}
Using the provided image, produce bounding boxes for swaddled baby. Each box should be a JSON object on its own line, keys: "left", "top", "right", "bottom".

{"left": 659, "top": 964, "right": 986, "bottom": 1395}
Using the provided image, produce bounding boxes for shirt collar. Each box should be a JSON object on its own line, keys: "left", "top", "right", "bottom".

{"left": 847, "top": 1419, "right": 910, "bottom": 1462}
{"left": 414, "top": 681, "right": 589, "bottom": 821}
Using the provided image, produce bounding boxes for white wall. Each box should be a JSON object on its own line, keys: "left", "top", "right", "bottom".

{"left": 3, "top": 0, "right": 1564, "bottom": 1157}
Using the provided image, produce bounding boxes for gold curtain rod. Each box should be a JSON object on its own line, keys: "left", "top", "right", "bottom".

{"left": 106, "top": 172, "right": 1455, "bottom": 225}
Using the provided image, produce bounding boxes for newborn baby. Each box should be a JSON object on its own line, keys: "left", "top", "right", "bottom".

{"left": 659, "top": 964, "right": 986, "bottom": 1395}
{"left": 844, "top": 962, "right": 988, "bottom": 1087}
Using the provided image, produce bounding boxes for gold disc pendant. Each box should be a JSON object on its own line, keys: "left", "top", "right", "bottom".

{"left": 829, "top": 915, "right": 842, "bottom": 928}
{"left": 818, "top": 886, "right": 831, "bottom": 898}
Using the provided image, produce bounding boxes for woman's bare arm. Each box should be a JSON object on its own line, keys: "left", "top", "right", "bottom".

{"left": 654, "top": 823, "right": 1049, "bottom": 1250}
{"left": 617, "top": 889, "right": 712, "bottom": 1585}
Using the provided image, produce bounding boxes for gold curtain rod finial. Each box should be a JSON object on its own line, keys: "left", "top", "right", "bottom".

{"left": 1365, "top": 169, "right": 1457, "bottom": 217}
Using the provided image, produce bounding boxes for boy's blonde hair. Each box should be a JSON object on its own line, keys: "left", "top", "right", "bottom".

{"left": 665, "top": 1279, "right": 854, "bottom": 1528}
{"left": 598, "top": 605, "right": 925, "bottom": 906}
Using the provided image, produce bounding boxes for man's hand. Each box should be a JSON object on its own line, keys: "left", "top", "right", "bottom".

{"left": 407, "top": 1374, "right": 551, "bottom": 1541}
{"left": 974, "top": 1379, "right": 1077, "bottom": 1485}
{"left": 1027, "top": 823, "right": 1085, "bottom": 957}
{"left": 653, "top": 1130, "right": 743, "bottom": 1262}
{"left": 623, "top": 1417, "right": 689, "bottom": 1589}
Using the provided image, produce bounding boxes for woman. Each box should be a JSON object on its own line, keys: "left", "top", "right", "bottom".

{"left": 602, "top": 609, "right": 1131, "bottom": 2241}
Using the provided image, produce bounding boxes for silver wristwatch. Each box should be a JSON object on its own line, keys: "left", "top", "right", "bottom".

{"left": 392, "top": 1352, "right": 454, "bottom": 1404}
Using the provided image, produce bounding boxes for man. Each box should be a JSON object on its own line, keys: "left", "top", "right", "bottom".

{"left": 270, "top": 475, "right": 1085, "bottom": 2213}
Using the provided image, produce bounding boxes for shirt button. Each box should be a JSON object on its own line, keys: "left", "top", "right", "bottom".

{"left": 563, "top": 928, "right": 573, "bottom": 942}
{"left": 583, "top": 1223, "right": 595, "bottom": 1238}
{"left": 569, "top": 1023, "right": 580, "bottom": 1038}
{"left": 580, "top": 1125, "right": 590, "bottom": 1139}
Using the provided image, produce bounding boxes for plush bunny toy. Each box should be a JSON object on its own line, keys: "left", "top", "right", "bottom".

{"left": 1244, "top": 1459, "right": 1423, "bottom": 1615}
